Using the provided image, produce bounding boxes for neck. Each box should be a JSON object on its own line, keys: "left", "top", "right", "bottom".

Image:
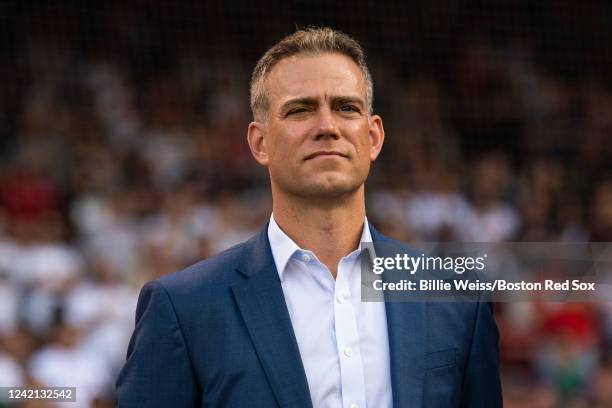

{"left": 272, "top": 186, "right": 366, "bottom": 278}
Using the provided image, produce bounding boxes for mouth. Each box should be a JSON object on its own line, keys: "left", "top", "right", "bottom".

{"left": 304, "top": 151, "right": 348, "bottom": 160}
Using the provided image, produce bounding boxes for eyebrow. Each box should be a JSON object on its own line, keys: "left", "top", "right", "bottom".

{"left": 279, "top": 96, "right": 365, "bottom": 112}
{"left": 280, "top": 97, "right": 318, "bottom": 112}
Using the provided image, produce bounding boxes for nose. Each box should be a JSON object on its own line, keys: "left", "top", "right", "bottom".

{"left": 314, "top": 107, "right": 339, "bottom": 140}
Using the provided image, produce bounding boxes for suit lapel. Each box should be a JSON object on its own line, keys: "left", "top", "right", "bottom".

{"left": 370, "top": 224, "right": 426, "bottom": 408}
{"left": 231, "top": 225, "right": 312, "bottom": 408}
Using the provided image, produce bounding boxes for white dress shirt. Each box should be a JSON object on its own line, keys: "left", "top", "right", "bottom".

{"left": 268, "top": 215, "right": 392, "bottom": 408}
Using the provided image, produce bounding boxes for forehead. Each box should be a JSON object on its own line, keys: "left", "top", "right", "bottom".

{"left": 266, "top": 53, "right": 366, "bottom": 107}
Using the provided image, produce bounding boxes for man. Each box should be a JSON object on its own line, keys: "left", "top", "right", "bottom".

{"left": 116, "top": 27, "right": 502, "bottom": 407}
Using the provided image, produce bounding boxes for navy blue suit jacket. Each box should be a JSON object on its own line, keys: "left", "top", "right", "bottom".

{"left": 116, "top": 223, "right": 502, "bottom": 407}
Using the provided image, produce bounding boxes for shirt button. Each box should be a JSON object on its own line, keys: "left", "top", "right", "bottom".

{"left": 350, "top": 404, "right": 359, "bottom": 408}
{"left": 336, "top": 295, "right": 345, "bottom": 304}
{"left": 301, "top": 254, "right": 311, "bottom": 262}
{"left": 344, "top": 347, "right": 353, "bottom": 358}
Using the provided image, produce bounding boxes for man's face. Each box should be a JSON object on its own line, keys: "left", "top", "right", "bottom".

{"left": 248, "top": 52, "right": 384, "bottom": 200}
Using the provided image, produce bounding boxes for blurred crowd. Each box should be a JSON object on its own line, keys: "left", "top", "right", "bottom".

{"left": 1, "top": 2, "right": 612, "bottom": 407}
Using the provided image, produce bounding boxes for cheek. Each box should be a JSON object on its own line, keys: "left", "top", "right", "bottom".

{"left": 270, "top": 125, "right": 313, "bottom": 158}
{"left": 267, "top": 130, "right": 303, "bottom": 163}
{"left": 347, "top": 123, "right": 372, "bottom": 152}
{"left": 288, "top": 121, "right": 318, "bottom": 139}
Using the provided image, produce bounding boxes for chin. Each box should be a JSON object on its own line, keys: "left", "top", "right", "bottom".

{"left": 302, "top": 177, "right": 362, "bottom": 198}
{"left": 273, "top": 171, "right": 365, "bottom": 199}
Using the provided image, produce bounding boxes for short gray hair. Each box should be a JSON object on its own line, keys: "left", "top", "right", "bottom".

{"left": 250, "top": 27, "right": 373, "bottom": 122}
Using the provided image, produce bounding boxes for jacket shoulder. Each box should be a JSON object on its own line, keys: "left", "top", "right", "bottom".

{"left": 156, "top": 237, "right": 252, "bottom": 292}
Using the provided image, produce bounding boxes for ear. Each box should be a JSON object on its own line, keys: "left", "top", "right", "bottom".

{"left": 368, "top": 114, "right": 385, "bottom": 161}
{"left": 247, "top": 121, "right": 269, "bottom": 166}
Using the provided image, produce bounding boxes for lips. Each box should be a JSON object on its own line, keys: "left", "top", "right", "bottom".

{"left": 304, "top": 151, "right": 348, "bottom": 160}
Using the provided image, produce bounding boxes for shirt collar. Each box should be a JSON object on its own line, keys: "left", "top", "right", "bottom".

{"left": 267, "top": 213, "right": 373, "bottom": 282}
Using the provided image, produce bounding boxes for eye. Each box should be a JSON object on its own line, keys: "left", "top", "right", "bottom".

{"left": 339, "top": 105, "right": 360, "bottom": 113}
{"left": 286, "top": 107, "right": 310, "bottom": 116}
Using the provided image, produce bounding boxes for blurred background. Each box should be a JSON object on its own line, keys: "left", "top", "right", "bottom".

{"left": 0, "top": 1, "right": 611, "bottom": 407}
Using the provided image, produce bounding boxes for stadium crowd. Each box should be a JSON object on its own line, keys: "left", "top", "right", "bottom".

{"left": 1, "top": 2, "right": 611, "bottom": 407}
